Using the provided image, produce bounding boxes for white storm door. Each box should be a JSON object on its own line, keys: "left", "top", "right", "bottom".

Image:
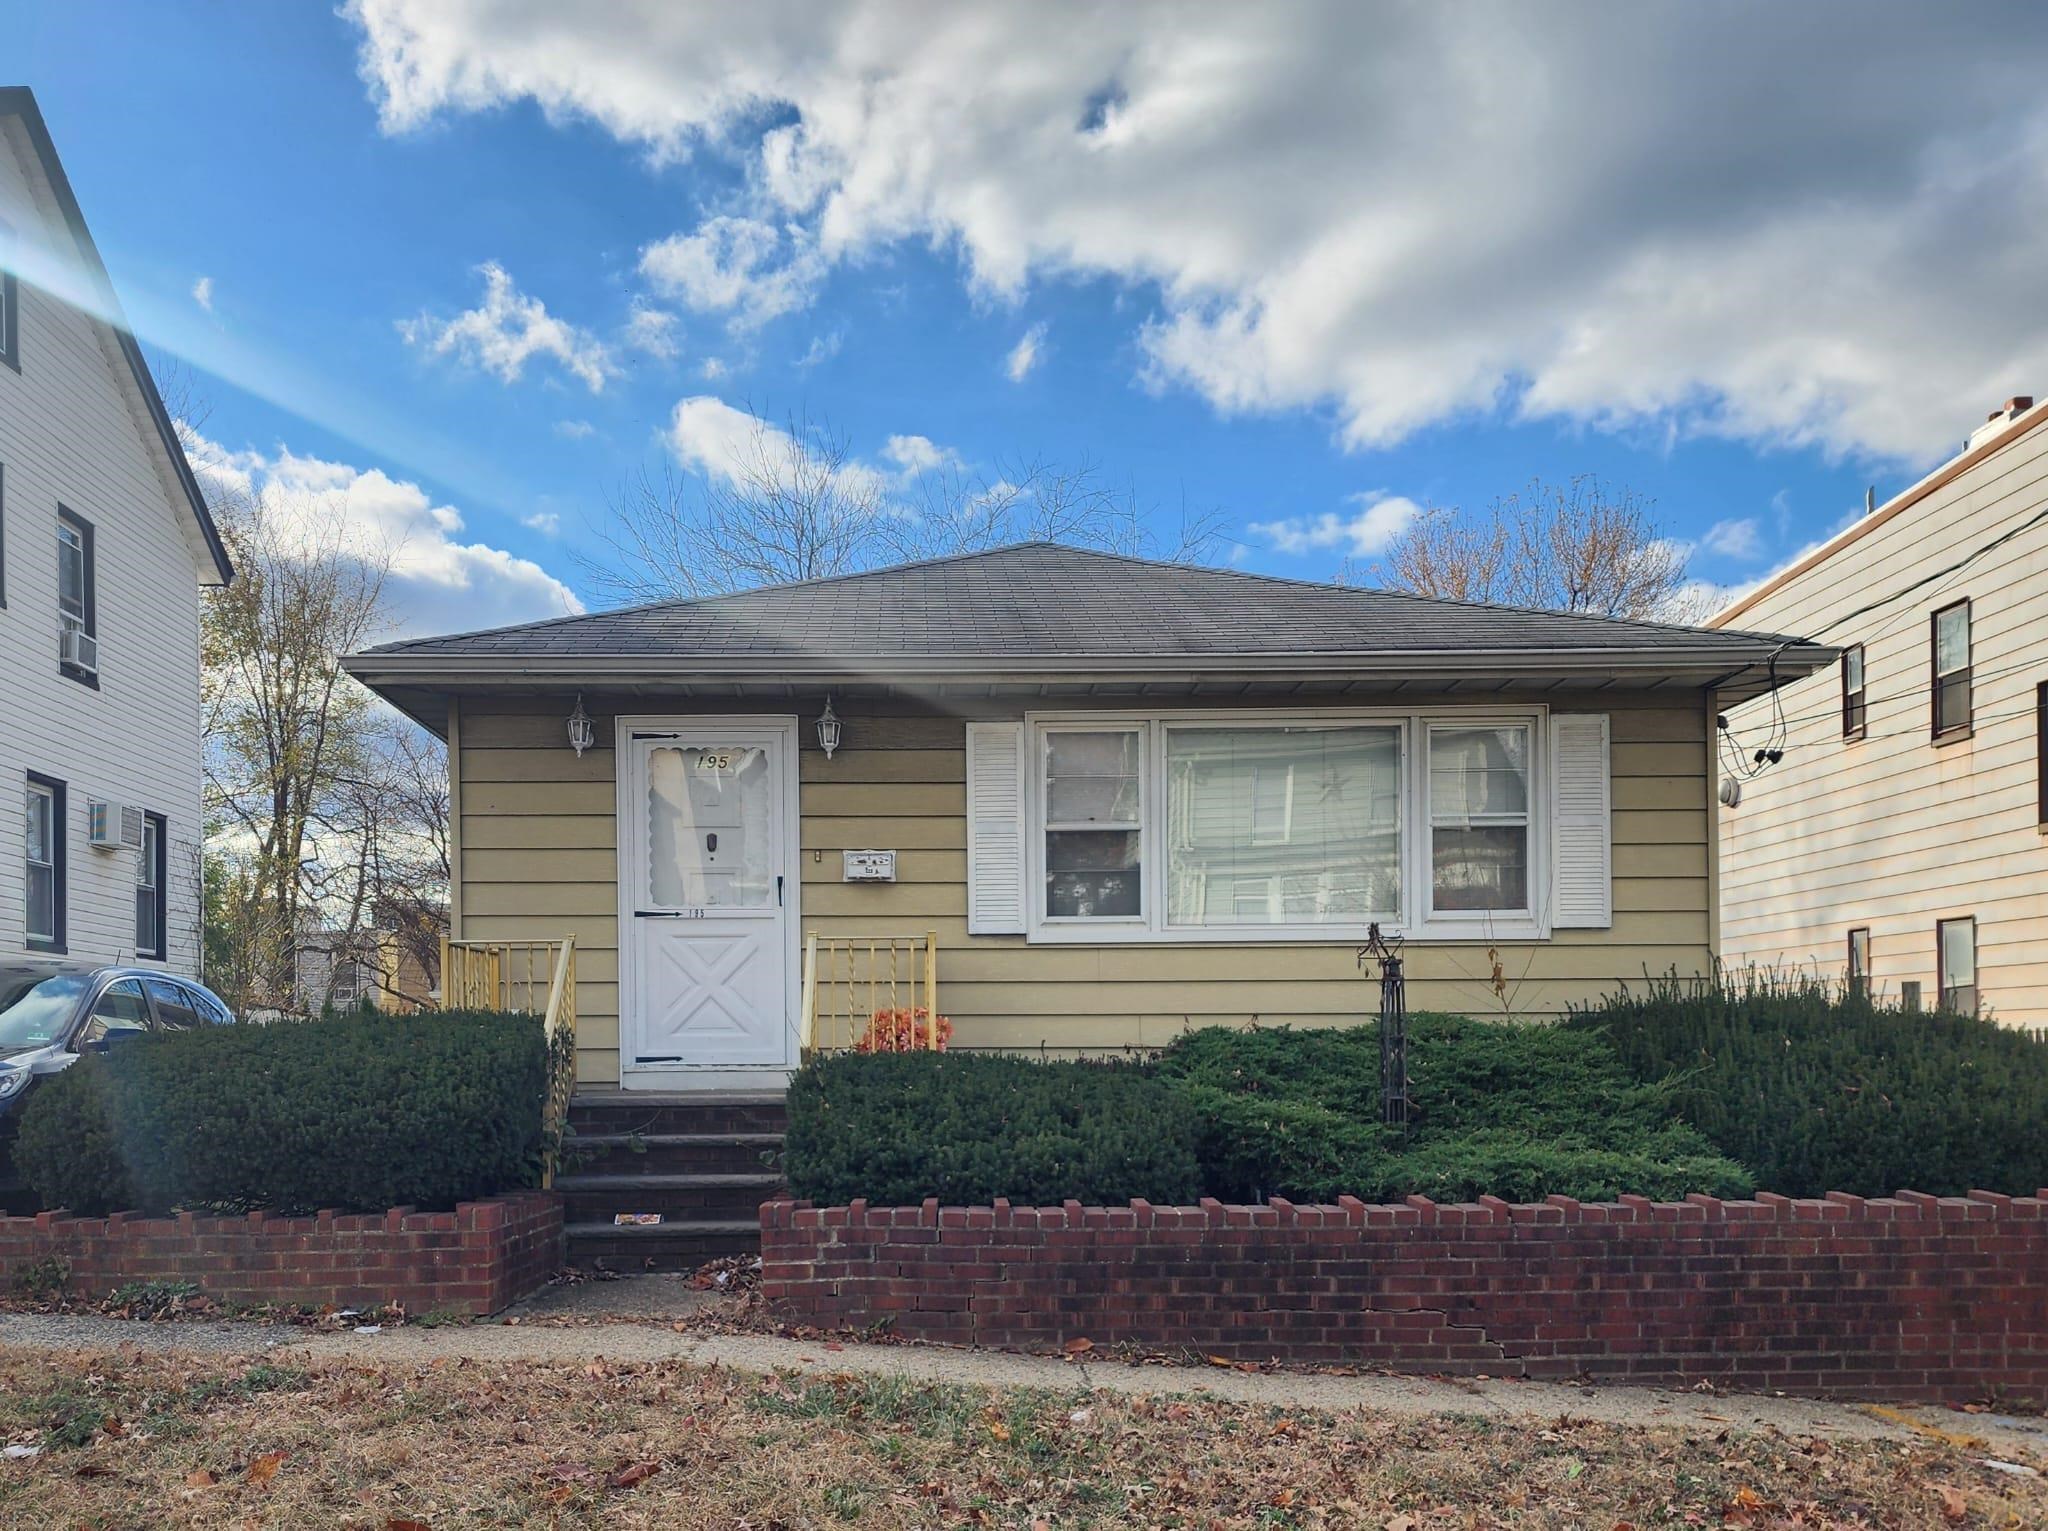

{"left": 624, "top": 726, "right": 794, "bottom": 1071}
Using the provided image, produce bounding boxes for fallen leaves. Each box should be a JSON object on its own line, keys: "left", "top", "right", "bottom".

{"left": 244, "top": 1450, "right": 286, "bottom": 1485}
{"left": 1936, "top": 1483, "right": 1970, "bottom": 1522}
{"left": 607, "top": 1460, "right": 662, "bottom": 1490}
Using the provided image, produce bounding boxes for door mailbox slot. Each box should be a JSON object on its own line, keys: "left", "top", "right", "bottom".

{"left": 842, "top": 849, "right": 897, "bottom": 883}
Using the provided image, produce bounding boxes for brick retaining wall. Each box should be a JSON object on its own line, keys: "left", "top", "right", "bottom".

{"left": 761, "top": 1190, "right": 2048, "bottom": 1402}
{"left": 0, "top": 1192, "right": 563, "bottom": 1317}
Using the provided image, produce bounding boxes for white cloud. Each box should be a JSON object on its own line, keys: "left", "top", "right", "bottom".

{"left": 624, "top": 300, "right": 680, "bottom": 360}
{"left": 1005, "top": 322, "right": 1047, "bottom": 382}
{"left": 349, "top": 2, "right": 2048, "bottom": 462}
{"left": 553, "top": 418, "right": 597, "bottom": 440}
{"left": 1250, "top": 492, "right": 1425, "bottom": 558}
{"left": 1701, "top": 516, "right": 1765, "bottom": 560}
{"left": 638, "top": 214, "right": 826, "bottom": 333}
{"left": 880, "top": 433, "right": 955, "bottom": 478}
{"left": 698, "top": 356, "right": 730, "bottom": 381}
{"left": 182, "top": 429, "right": 583, "bottom": 639}
{"left": 191, "top": 276, "right": 215, "bottom": 313}
{"left": 521, "top": 510, "right": 563, "bottom": 535}
{"left": 794, "top": 330, "right": 843, "bottom": 370}
{"left": 399, "top": 261, "right": 616, "bottom": 392}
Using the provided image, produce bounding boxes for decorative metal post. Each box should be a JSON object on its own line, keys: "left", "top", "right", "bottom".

{"left": 1360, "top": 923, "right": 1410, "bottom": 1132}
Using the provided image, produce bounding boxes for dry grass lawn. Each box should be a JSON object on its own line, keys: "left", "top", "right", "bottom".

{"left": 0, "top": 1349, "right": 2043, "bottom": 1528}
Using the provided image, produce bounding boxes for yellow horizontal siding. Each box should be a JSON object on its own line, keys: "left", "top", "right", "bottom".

{"left": 455, "top": 692, "right": 1710, "bottom": 1081}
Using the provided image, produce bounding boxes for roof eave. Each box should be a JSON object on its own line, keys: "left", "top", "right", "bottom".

{"left": 344, "top": 642, "right": 1833, "bottom": 691}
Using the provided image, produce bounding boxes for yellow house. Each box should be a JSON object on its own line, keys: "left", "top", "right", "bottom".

{"left": 344, "top": 543, "right": 1831, "bottom": 1093}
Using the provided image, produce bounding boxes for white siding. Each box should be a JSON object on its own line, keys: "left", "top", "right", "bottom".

{"left": 0, "top": 118, "right": 208, "bottom": 973}
{"left": 1716, "top": 407, "right": 2048, "bottom": 1028}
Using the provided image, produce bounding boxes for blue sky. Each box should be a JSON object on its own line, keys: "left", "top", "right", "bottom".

{"left": 11, "top": 2, "right": 2044, "bottom": 638}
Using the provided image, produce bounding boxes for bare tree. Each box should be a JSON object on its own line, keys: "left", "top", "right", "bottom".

{"left": 198, "top": 477, "right": 395, "bottom": 1010}
{"left": 583, "top": 409, "right": 1222, "bottom": 603}
{"left": 1377, "top": 476, "right": 1690, "bottom": 620}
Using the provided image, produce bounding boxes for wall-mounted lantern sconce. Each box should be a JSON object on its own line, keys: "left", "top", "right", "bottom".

{"left": 566, "top": 694, "right": 595, "bottom": 758}
{"left": 816, "top": 696, "right": 842, "bottom": 760}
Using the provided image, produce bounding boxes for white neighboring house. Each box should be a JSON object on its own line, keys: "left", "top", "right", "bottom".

{"left": 0, "top": 88, "right": 233, "bottom": 973}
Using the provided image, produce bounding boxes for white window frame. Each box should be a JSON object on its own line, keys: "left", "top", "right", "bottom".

{"left": 1036, "top": 720, "right": 1149, "bottom": 933}
{"left": 1022, "top": 706, "right": 1549, "bottom": 944}
{"left": 1422, "top": 719, "right": 1540, "bottom": 928}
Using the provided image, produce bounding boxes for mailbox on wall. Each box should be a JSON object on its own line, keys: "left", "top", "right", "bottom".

{"left": 842, "top": 850, "right": 897, "bottom": 882}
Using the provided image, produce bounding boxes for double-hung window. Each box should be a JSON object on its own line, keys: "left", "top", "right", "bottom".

{"left": 136, "top": 811, "right": 166, "bottom": 960}
{"left": 1931, "top": 600, "right": 1971, "bottom": 739}
{"left": 1041, "top": 727, "right": 1144, "bottom": 922}
{"left": 1841, "top": 644, "right": 1866, "bottom": 740}
{"left": 56, "top": 508, "right": 95, "bottom": 682}
{"left": 1937, "top": 916, "right": 1977, "bottom": 1015}
{"left": 25, "top": 775, "right": 63, "bottom": 951}
{"left": 1426, "top": 723, "right": 1534, "bottom": 917}
{"left": 1846, "top": 927, "right": 1870, "bottom": 1000}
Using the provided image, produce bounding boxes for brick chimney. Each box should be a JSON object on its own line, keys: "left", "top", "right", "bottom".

{"left": 1967, "top": 395, "right": 2036, "bottom": 452}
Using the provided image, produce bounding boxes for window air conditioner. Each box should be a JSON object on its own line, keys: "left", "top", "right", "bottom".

{"left": 60, "top": 620, "right": 99, "bottom": 676}
{"left": 88, "top": 799, "right": 145, "bottom": 851}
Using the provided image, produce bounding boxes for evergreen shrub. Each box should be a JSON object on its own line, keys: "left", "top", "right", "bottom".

{"left": 784, "top": 1050, "right": 1202, "bottom": 1207}
{"left": 1152, "top": 1017, "right": 1752, "bottom": 1203}
{"left": 1569, "top": 976, "right": 2048, "bottom": 1197}
{"left": 12, "top": 1010, "right": 547, "bottom": 1215}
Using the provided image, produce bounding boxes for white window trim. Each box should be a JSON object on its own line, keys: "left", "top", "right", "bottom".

{"left": 1022, "top": 706, "right": 1550, "bottom": 944}
{"left": 1422, "top": 719, "right": 1539, "bottom": 928}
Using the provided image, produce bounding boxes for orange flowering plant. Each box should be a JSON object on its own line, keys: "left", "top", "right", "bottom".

{"left": 853, "top": 1006, "right": 953, "bottom": 1053}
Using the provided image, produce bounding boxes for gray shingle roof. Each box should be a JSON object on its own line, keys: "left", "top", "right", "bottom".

{"left": 359, "top": 543, "right": 1816, "bottom": 665}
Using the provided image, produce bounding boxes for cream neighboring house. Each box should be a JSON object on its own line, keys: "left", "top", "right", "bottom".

{"left": 1713, "top": 395, "right": 2048, "bottom": 1028}
{"left": 344, "top": 544, "right": 1830, "bottom": 1090}
{"left": 0, "top": 88, "right": 233, "bottom": 973}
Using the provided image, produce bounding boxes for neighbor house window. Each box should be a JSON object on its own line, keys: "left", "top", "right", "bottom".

{"left": 1937, "top": 916, "right": 1977, "bottom": 1015}
{"left": 2037, "top": 681, "right": 2047, "bottom": 828}
{"left": 1041, "top": 727, "right": 1143, "bottom": 921}
{"left": 25, "top": 774, "right": 63, "bottom": 951}
{"left": 0, "top": 217, "right": 17, "bottom": 372}
{"left": 57, "top": 507, "right": 95, "bottom": 682}
{"left": 1427, "top": 723, "right": 1533, "bottom": 916}
{"left": 1841, "top": 644, "right": 1866, "bottom": 740}
{"left": 1163, "top": 723, "right": 1402, "bottom": 928}
{"left": 135, "top": 811, "right": 166, "bottom": 960}
{"left": 1931, "top": 600, "right": 1971, "bottom": 739}
{"left": 1846, "top": 927, "right": 1870, "bottom": 1000}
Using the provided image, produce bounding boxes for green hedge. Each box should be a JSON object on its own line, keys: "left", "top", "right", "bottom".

{"left": 1569, "top": 978, "right": 2048, "bottom": 1198}
{"left": 1152, "top": 1018, "right": 1753, "bottom": 1204}
{"left": 784, "top": 1051, "right": 1202, "bottom": 1207}
{"left": 12, "top": 1010, "right": 547, "bottom": 1216}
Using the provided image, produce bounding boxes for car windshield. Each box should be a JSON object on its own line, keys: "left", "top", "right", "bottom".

{"left": 0, "top": 972, "right": 90, "bottom": 1053}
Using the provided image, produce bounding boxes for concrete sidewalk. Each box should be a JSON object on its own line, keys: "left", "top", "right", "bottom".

{"left": 5, "top": 1303, "right": 2046, "bottom": 1465}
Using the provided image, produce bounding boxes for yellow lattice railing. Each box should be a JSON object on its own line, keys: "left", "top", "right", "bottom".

{"left": 440, "top": 936, "right": 578, "bottom": 1187}
{"left": 800, "top": 930, "right": 944, "bottom": 1056}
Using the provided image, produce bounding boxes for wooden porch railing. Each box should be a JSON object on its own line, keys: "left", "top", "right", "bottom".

{"left": 440, "top": 936, "right": 578, "bottom": 1188}
{"left": 800, "top": 931, "right": 943, "bottom": 1056}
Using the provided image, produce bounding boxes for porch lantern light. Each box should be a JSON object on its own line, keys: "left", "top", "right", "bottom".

{"left": 566, "top": 694, "right": 595, "bottom": 758}
{"left": 816, "top": 696, "right": 842, "bottom": 760}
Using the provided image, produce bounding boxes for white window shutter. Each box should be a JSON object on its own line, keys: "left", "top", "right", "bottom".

{"left": 1549, "top": 713, "right": 1611, "bottom": 929}
{"left": 966, "top": 722, "right": 1027, "bottom": 934}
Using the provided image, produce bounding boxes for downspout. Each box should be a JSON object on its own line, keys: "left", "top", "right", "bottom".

{"left": 446, "top": 695, "right": 464, "bottom": 941}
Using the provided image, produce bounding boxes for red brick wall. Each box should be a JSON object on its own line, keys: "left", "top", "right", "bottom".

{"left": 0, "top": 1192, "right": 562, "bottom": 1317}
{"left": 762, "top": 1190, "right": 2048, "bottom": 1402}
